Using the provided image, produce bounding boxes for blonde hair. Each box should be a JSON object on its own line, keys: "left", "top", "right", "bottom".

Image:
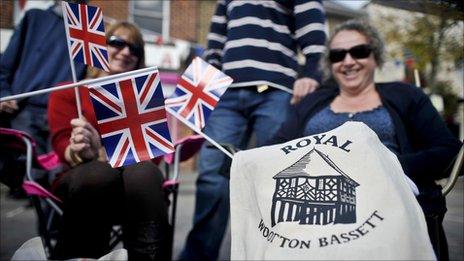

{"left": 327, "top": 19, "right": 385, "bottom": 67}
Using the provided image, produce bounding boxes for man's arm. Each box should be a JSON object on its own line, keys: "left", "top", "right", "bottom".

{"left": 0, "top": 12, "right": 29, "bottom": 98}
{"left": 291, "top": 0, "right": 327, "bottom": 104}
{"left": 203, "top": 0, "right": 228, "bottom": 69}
{"left": 0, "top": 12, "right": 30, "bottom": 113}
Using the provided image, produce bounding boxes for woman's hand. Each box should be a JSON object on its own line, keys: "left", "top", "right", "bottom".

{"left": 0, "top": 100, "right": 19, "bottom": 114}
{"left": 69, "top": 118, "right": 101, "bottom": 161}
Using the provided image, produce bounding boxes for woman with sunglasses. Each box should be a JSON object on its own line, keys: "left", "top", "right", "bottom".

{"left": 48, "top": 21, "right": 170, "bottom": 260}
{"left": 270, "top": 19, "right": 461, "bottom": 260}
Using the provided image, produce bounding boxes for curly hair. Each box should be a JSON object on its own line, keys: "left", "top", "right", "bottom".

{"left": 326, "top": 19, "right": 385, "bottom": 67}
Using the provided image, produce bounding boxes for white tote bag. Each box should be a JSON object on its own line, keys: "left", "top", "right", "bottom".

{"left": 230, "top": 122, "right": 435, "bottom": 260}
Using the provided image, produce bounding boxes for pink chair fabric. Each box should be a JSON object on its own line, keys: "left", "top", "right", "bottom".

{"left": 0, "top": 127, "right": 62, "bottom": 201}
{"left": 0, "top": 127, "right": 61, "bottom": 171}
{"left": 22, "top": 181, "right": 62, "bottom": 203}
{"left": 164, "top": 135, "right": 204, "bottom": 164}
{"left": 37, "top": 152, "right": 61, "bottom": 171}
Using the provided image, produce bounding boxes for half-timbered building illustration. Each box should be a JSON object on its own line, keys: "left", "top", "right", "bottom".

{"left": 271, "top": 148, "right": 359, "bottom": 227}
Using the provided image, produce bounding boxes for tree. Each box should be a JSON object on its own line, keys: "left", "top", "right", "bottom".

{"left": 370, "top": 0, "right": 463, "bottom": 88}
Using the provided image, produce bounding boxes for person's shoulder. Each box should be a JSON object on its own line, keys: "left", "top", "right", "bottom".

{"left": 24, "top": 8, "right": 54, "bottom": 19}
{"left": 377, "top": 81, "right": 429, "bottom": 106}
{"left": 377, "top": 81, "right": 415, "bottom": 90}
{"left": 19, "top": 8, "right": 57, "bottom": 28}
{"left": 377, "top": 81, "right": 425, "bottom": 96}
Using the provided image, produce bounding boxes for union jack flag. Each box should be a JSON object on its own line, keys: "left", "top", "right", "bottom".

{"left": 165, "top": 57, "right": 233, "bottom": 130}
{"left": 88, "top": 69, "right": 174, "bottom": 168}
{"left": 62, "top": 2, "right": 109, "bottom": 72}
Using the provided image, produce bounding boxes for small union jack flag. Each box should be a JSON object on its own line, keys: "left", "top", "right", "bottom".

{"left": 165, "top": 57, "right": 233, "bottom": 130}
{"left": 88, "top": 69, "right": 174, "bottom": 168}
{"left": 62, "top": 1, "right": 109, "bottom": 71}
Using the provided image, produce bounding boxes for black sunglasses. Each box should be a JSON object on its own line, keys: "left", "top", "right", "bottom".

{"left": 329, "top": 44, "right": 373, "bottom": 63}
{"left": 107, "top": 36, "right": 142, "bottom": 57}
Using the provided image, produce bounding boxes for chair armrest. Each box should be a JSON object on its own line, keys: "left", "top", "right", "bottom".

{"left": 442, "top": 144, "right": 463, "bottom": 196}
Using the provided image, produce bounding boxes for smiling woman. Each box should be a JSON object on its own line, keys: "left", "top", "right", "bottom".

{"left": 329, "top": 30, "right": 379, "bottom": 111}
{"left": 47, "top": 21, "right": 171, "bottom": 261}
{"left": 87, "top": 22, "right": 146, "bottom": 78}
{"left": 269, "top": 19, "right": 462, "bottom": 260}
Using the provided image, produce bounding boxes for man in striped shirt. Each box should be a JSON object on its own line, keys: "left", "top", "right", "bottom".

{"left": 181, "top": 1, "right": 326, "bottom": 260}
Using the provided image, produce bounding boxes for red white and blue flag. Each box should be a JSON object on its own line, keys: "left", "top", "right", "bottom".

{"left": 62, "top": 1, "right": 109, "bottom": 72}
{"left": 88, "top": 69, "right": 174, "bottom": 168}
{"left": 165, "top": 57, "right": 233, "bottom": 130}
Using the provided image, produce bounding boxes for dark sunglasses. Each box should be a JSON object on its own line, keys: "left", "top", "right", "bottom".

{"left": 107, "top": 36, "right": 142, "bottom": 57}
{"left": 329, "top": 44, "right": 373, "bottom": 63}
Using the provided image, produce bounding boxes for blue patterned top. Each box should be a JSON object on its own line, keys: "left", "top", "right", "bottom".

{"left": 304, "top": 105, "right": 399, "bottom": 154}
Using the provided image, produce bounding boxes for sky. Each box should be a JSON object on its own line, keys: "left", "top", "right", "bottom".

{"left": 333, "top": 0, "right": 370, "bottom": 9}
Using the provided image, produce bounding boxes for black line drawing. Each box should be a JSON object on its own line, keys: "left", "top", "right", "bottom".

{"left": 271, "top": 148, "right": 359, "bottom": 227}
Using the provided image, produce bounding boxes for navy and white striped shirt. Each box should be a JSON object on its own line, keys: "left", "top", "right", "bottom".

{"left": 204, "top": 0, "right": 327, "bottom": 93}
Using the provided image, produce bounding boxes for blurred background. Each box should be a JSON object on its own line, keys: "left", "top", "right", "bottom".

{"left": 0, "top": 0, "right": 463, "bottom": 260}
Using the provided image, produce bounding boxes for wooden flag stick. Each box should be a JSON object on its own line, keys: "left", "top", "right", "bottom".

{"left": 414, "top": 69, "right": 421, "bottom": 88}
{"left": 166, "top": 107, "right": 234, "bottom": 159}
{"left": 0, "top": 67, "right": 157, "bottom": 103}
{"left": 62, "top": 2, "right": 83, "bottom": 118}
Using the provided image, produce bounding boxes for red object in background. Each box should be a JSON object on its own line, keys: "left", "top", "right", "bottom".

{"left": 155, "top": 36, "right": 164, "bottom": 45}
{"left": 403, "top": 57, "right": 415, "bottom": 84}
{"left": 19, "top": 0, "right": 27, "bottom": 10}
{"left": 404, "top": 57, "right": 415, "bottom": 68}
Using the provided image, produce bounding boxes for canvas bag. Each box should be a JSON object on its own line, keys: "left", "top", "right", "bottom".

{"left": 230, "top": 121, "right": 435, "bottom": 260}
{"left": 11, "top": 237, "right": 128, "bottom": 260}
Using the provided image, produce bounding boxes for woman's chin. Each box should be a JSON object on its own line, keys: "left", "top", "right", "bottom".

{"left": 110, "top": 66, "right": 132, "bottom": 74}
{"left": 339, "top": 81, "right": 363, "bottom": 91}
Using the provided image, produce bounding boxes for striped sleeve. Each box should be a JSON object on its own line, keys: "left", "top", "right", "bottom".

{"left": 204, "top": 0, "right": 228, "bottom": 70}
{"left": 294, "top": 0, "right": 327, "bottom": 83}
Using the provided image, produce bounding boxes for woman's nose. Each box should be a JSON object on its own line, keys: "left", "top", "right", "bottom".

{"left": 342, "top": 53, "right": 356, "bottom": 65}
{"left": 119, "top": 45, "right": 131, "bottom": 55}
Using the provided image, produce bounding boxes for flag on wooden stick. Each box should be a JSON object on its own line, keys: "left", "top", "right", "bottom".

{"left": 62, "top": 1, "right": 109, "bottom": 72}
{"left": 165, "top": 57, "right": 234, "bottom": 158}
{"left": 165, "top": 57, "right": 233, "bottom": 130}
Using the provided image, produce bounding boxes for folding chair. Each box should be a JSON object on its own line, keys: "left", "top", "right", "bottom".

{"left": 427, "top": 142, "right": 464, "bottom": 260}
{"left": 1, "top": 127, "right": 208, "bottom": 260}
{"left": 162, "top": 134, "right": 204, "bottom": 260}
{"left": 441, "top": 142, "right": 464, "bottom": 196}
{"left": 0, "top": 128, "right": 123, "bottom": 258}
{"left": 0, "top": 127, "right": 64, "bottom": 257}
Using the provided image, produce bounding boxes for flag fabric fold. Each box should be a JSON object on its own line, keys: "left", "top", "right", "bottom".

{"left": 88, "top": 68, "right": 174, "bottom": 168}
{"left": 165, "top": 57, "right": 233, "bottom": 130}
{"left": 62, "top": 1, "right": 109, "bottom": 72}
